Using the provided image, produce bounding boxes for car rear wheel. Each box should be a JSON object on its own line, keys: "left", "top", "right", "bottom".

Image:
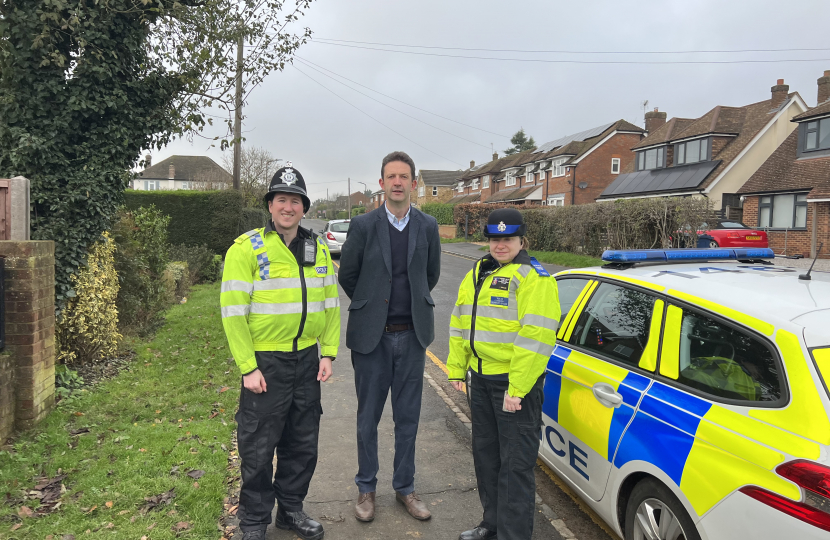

{"left": 708, "top": 240, "right": 719, "bottom": 248}
{"left": 624, "top": 479, "right": 700, "bottom": 540}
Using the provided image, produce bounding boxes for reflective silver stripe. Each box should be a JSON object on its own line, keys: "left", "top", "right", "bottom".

{"left": 244, "top": 229, "right": 258, "bottom": 237}
{"left": 452, "top": 304, "right": 473, "bottom": 318}
{"left": 304, "top": 277, "right": 325, "bottom": 288}
{"left": 514, "top": 335, "right": 555, "bottom": 358}
{"left": 462, "top": 329, "right": 517, "bottom": 343}
{"left": 324, "top": 297, "right": 340, "bottom": 309}
{"left": 521, "top": 314, "right": 560, "bottom": 331}
{"left": 250, "top": 302, "right": 304, "bottom": 315}
{"left": 323, "top": 274, "right": 338, "bottom": 287}
{"left": 221, "top": 304, "right": 250, "bottom": 318}
{"left": 476, "top": 305, "right": 518, "bottom": 320}
{"left": 517, "top": 265, "right": 532, "bottom": 278}
{"left": 306, "top": 300, "right": 326, "bottom": 313}
{"left": 221, "top": 280, "right": 253, "bottom": 295}
{"left": 449, "top": 326, "right": 463, "bottom": 338}
{"left": 510, "top": 277, "right": 521, "bottom": 292}
{"left": 254, "top": 278, "right": 301, "bottom": 291}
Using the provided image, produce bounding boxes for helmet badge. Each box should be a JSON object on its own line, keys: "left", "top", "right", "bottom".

{"left": 280, "top": 168, "right": 297, "bottom": 186}
{"left": 497, "top": 221, "right": 507, "bottom": 232}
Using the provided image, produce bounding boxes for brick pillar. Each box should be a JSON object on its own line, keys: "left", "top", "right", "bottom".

{"left": 0, "top": 241, "right": 56, "bottom": 437}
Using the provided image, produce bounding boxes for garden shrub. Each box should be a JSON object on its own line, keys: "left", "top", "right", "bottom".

{"left": 240, "top": 207, "right": 270, "bottom": 233}
{"left": 111, "top": 206, "right": 171, "bottom": 335}
{"left": 351, "top": 206, "right": 366, "bottom": 217}
{"left": 336, "top": 211, "right": 349, "bottom": 219}
{"left": 56, "top": 232, "right": 121, "bottom": 365}
{"left": 421, "top": 203, "right": 454, "bottom": 225}
{"left": 168, "top": 244, "right": 221, "bottom": 284}
{"left": 164, "top": 261, "right": 191, "bottom": 300}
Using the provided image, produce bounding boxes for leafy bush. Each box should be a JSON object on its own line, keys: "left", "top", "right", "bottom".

{"left": 56, "top": 232, "right": 121, "bottom": 365}
{"left": 241, "top": 207, "right": 270, "bottom": 233}
{"left": 351, "top": 206, "right": 366, "bottom": 217}
{"left": 164, "top": 261, "right": 191, "bottom": 300}
{"left": 112, "top": 206, "right": 171, "bottom": 335}
{"left": 454, "top": 198, "right": 712, "bottom": 255}
{"left": 55, "top": 365, "right": 85, "bottom": 403}
{"left": 421, "top": 203, "right": 454, "bottom": 225}
{"left": 336, "top": 211, "right": 349, "bottom": 220}
{"left": 124, "top": 190, "right": 247, "bottom": 254}
{"left": 168, "top": 244, "right": 222, "bottom": 284}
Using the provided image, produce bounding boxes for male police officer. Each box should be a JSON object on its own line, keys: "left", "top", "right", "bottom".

{"left": 221, "top": 164, "right": 340, "bottom": 540}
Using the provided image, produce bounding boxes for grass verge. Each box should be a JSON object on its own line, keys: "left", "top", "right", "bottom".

{"left": 440, "top": 237, "right": 468, "bottom": 244}
{"left": 476, "top": 246, "right": 602, "bottom": 268}
{"left": 0, "top": 283, "right": 239, "bottom": 539}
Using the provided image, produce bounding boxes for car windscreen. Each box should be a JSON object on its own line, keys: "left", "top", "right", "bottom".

{"left": 330, "top": 223, "right": 350, "bottom": 233}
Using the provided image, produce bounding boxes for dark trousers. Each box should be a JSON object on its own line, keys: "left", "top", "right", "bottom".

{"left": 236, "top": 347, "right": 322, "bottom": 532}
{"left": 352, "top": 329, "right": 425, "bottom": 495}
{"left": 471, "top": 372, "right": 544, "bottom": 540}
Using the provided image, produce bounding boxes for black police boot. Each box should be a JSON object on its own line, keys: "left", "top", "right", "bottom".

{"left": 275, "top": 508, "right": 324, "bottom": 540}
{"left": 241, "top": 529, "right": 265, "bottom": 540}
{"left": 459, "top": 525, "right": 497, "bottom": 540}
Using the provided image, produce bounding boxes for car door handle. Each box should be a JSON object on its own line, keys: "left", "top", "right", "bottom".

{"left": 592, "top": 382, "right": 623, "bottom": 408}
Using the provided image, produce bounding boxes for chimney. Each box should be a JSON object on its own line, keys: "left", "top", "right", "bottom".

{"left": 492, "top": 152, "right": 498, "bottom": 161}
{"left": 644, "top": 107, "right": 667, "bottom": 133}
{"left": 818, "top": 70, "right": 830, "bottom": 105}
{"left": 168, "top": 164, "right": 175, "bottom": 179}
{"left": 144, "top": 154, "right": 152, "bottom": 168}
{"left": 771, "top": 78, "right": 789, "bottom": 109}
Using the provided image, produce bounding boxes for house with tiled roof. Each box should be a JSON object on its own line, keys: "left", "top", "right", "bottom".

{"left": 738, "top": 71, "right": 830, "bottom": 258}
{"left": 599, "top": 79, "right": 809, "bottom": 218}
{"left": 449, "top": 153, "right": 517, "bottom": 205}
{"left": 415, "top": 168, "right": 464, "bottom": 206}
{"left": 465, "top": 120, "right": 645, "bottom": 205}
{"left": 132, "top": 155, "right": 232, "bottom": 190}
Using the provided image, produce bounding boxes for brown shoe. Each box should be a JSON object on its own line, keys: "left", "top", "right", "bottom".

{"left": 355, "top": 491, "right": 375, "bottom": 522}
{"left": 396, "top": 491, "right": 431, "bottom": 521}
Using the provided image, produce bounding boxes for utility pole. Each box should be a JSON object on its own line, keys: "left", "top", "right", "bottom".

{"left": 232, "top": 33, "right": 244, "bottom": 190}
{"left": 348, "top": 177, "right": 351, "bottom": 219}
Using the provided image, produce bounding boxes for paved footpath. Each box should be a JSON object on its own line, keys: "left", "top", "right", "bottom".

{"left": 266, "top": 261, "right": 563, "bottom": 540}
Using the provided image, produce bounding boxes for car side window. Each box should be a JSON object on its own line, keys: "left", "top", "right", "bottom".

{"left": 556, "top": 278, "right": 592, "bottom": 320}
{"left": 567, "top": 282, "right": 656, "bottom": 368}
{"left": 672, "top": 307, "right": 782, "bottom": 403}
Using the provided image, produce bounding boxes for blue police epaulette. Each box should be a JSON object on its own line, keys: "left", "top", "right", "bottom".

{"left": 529, "top": 257, "right": 550, "bottom": 277}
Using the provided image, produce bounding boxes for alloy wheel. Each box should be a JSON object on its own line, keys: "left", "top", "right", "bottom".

{"left": 633, "top": 498, "right": 686, "bottom": 540}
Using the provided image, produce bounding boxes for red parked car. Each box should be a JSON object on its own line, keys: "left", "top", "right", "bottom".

{"left": 696, "top": 220, "right": 768, "bottom": 248}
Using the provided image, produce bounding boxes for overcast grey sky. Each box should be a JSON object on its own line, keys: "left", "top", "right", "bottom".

{"left": 151, "top": 0, "right": 830, "bottom": 203}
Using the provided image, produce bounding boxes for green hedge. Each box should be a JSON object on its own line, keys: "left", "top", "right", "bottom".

{"left": 351, "top": 206, "right": 366, "bottom": 217}
{"left": 421, "top": 203, "right": 454, "bottom": 225}
{"left": 124, "top": 190, "right": 259, "bottom": 255}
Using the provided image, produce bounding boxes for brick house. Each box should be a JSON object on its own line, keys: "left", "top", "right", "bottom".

{"left": 448, "top": 154, "right": 503, "bottom": 205}
{"left": 133, "top": 155, "right": 231, "bottom": 190}
{"left": 738, "top": 71, "right": 830, "bottom": 258}
{"left": 415, "top": 169, "right": 464, "bottom": 206}
{"left": 599, "top": 80, "right": 808, "bottom": 217}
{"left": 369, "top": 190, "right": 384, "bottom": 210}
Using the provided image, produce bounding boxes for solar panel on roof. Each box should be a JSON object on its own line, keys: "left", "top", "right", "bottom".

{"left": 534, "top": 122, "right": 616, "bottom": 153}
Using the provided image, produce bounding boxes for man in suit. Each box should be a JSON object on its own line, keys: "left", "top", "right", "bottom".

{"left": 338, "top": 151, "right": 441, "bottom": 523}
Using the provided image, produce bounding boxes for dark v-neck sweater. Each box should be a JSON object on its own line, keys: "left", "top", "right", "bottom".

{"left": 386, "top": 220, "right": 412, "bottom": 325}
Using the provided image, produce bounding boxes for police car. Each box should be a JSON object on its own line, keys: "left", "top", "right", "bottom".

{"left": 541, "top": 248, "right": 830, "bottom": 540}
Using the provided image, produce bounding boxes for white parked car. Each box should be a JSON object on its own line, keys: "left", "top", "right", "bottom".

{"left": 322, "top": 219, "right": 350, "bottom": 255}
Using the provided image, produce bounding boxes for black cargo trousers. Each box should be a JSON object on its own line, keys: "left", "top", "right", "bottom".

{"left": 235, "top": 346, "right": 323, "bottom": 533}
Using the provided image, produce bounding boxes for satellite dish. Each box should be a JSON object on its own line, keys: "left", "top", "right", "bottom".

{"left": 578, "top": 182, "right": 588, "bottom": 189}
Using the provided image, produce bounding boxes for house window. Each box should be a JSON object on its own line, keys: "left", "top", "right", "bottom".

{"left": 180, "top": 181, "right": 190, "bottom": 190}
{"left": 525, "top": 172, "right": 534, "bottom": 183}
{"left": 758, "top": 193, "right": 808, "bottom": 229}
{"left": 482, "top": 175, "right": 490, "bottom": 188}
{"left": 637, "top": 147, "right": 665, "bottom": 171}
{"left": 805, "top": 118, "right": 830, "bottom": 151}
{"left": 144, "top": 180, "right": 159, "bottom": 191}
{"left": 547, "top": 194, "right": 565, "bottom": 206}
{"left": 472, "top": 179, "right": 479, "bottom": 190}
{"left": 418, "top": 186, "right": 425, "bottom": 197}
{"left": 458, "top": 181, "right": 465, "bottom": 193}
{"left": 675, "top": 139, "right": 708, "bottom": 165}
{"left": 506, "top": 174, "right": 516, "bottom": 187}
{"left": 552, "top": 159, "right": 566, "bottom": 177}
{"left": 611, "top": 158, "right": 620, "bottom": 174}
{"left": 432, "top": 187, "right": 438, "bottom": 196}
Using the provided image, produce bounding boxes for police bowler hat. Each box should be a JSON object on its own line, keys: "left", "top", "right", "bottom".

{"left": 483, "top": 208, "right": 527, "bottom": 238}
{"left": 264, "top": 163, "right": 310, "bottom": 212}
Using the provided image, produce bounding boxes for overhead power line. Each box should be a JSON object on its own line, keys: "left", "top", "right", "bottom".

{"left": 315, "top": 38, "right": 830, "bottom": 55}
{"left": 310, "top": 40, "right": 830, "bottom": 65}
{"left": 294, "top": 58, "right": 492, "bottom": 149}
{"left": 292, "top": 65, "right": 465, "bottom": 168}
{"left": 295, "top": 56, "right": 510, "bottom": 139}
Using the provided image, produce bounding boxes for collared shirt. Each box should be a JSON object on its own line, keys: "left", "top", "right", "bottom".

{"left": 385, "top": 202, "right": 411, "bottom": 232}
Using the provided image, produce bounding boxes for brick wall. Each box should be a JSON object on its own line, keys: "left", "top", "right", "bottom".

{"left": 417, "top": 184, "right": 455, "bottom": 206}
{"left": 742, "top": 196, "right": 830, "bottom": 258}
{"left": 571, "top": 133, "right": 643, "bottom": 205}
{"left": 0, "top": 241, "right": 56, "bottom": 439}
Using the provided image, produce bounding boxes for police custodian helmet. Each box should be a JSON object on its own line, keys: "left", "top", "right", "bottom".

{"left": 264, "top": 162, "right": 311, "bottom": 212}
{"left": 483, "top": 208, "right": 527, "bottom": 238}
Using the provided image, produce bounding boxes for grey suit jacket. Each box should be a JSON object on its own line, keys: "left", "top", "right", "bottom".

{"left": 338, "top": 205, "right": 441, "bottom": 354}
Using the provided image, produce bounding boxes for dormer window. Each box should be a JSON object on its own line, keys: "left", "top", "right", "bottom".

{"left": 637, "top": 147, "right": 665, "bottom": 171}
{"left": 506, "top": 172, "right": 516, "bottom": 187}
{"left": 471, "top": 178, "right": 479, "bottom": 190}
{"left": 482, "top": 175, "right": 490, "bottom": 188}
{"left": 552, "top": 159, "right": 566, "bottom": 177}
{"left": 805, "top": 118, "right": 830, "bottom": 151}
{"left": 675, "top": 138, "right": 708, "bottom": 165}
{"left": 458, "top": 181, "right": 465, "bottom": 193}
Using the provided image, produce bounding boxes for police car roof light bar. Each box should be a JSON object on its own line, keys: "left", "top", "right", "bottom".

{"left": 601, "top": 248, "right": 775, "bottom": 265}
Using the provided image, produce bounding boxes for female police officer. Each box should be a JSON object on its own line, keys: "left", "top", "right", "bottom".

{"left": 447, "top": 208, "right": 560, "bottom": 540}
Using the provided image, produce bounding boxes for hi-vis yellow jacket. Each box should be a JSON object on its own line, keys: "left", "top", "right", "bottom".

{"left": 220, "top": 224, "right": 340, "bottom": 375}
{"left": 447, "top": 251, "right": 560, "bottom": 398}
